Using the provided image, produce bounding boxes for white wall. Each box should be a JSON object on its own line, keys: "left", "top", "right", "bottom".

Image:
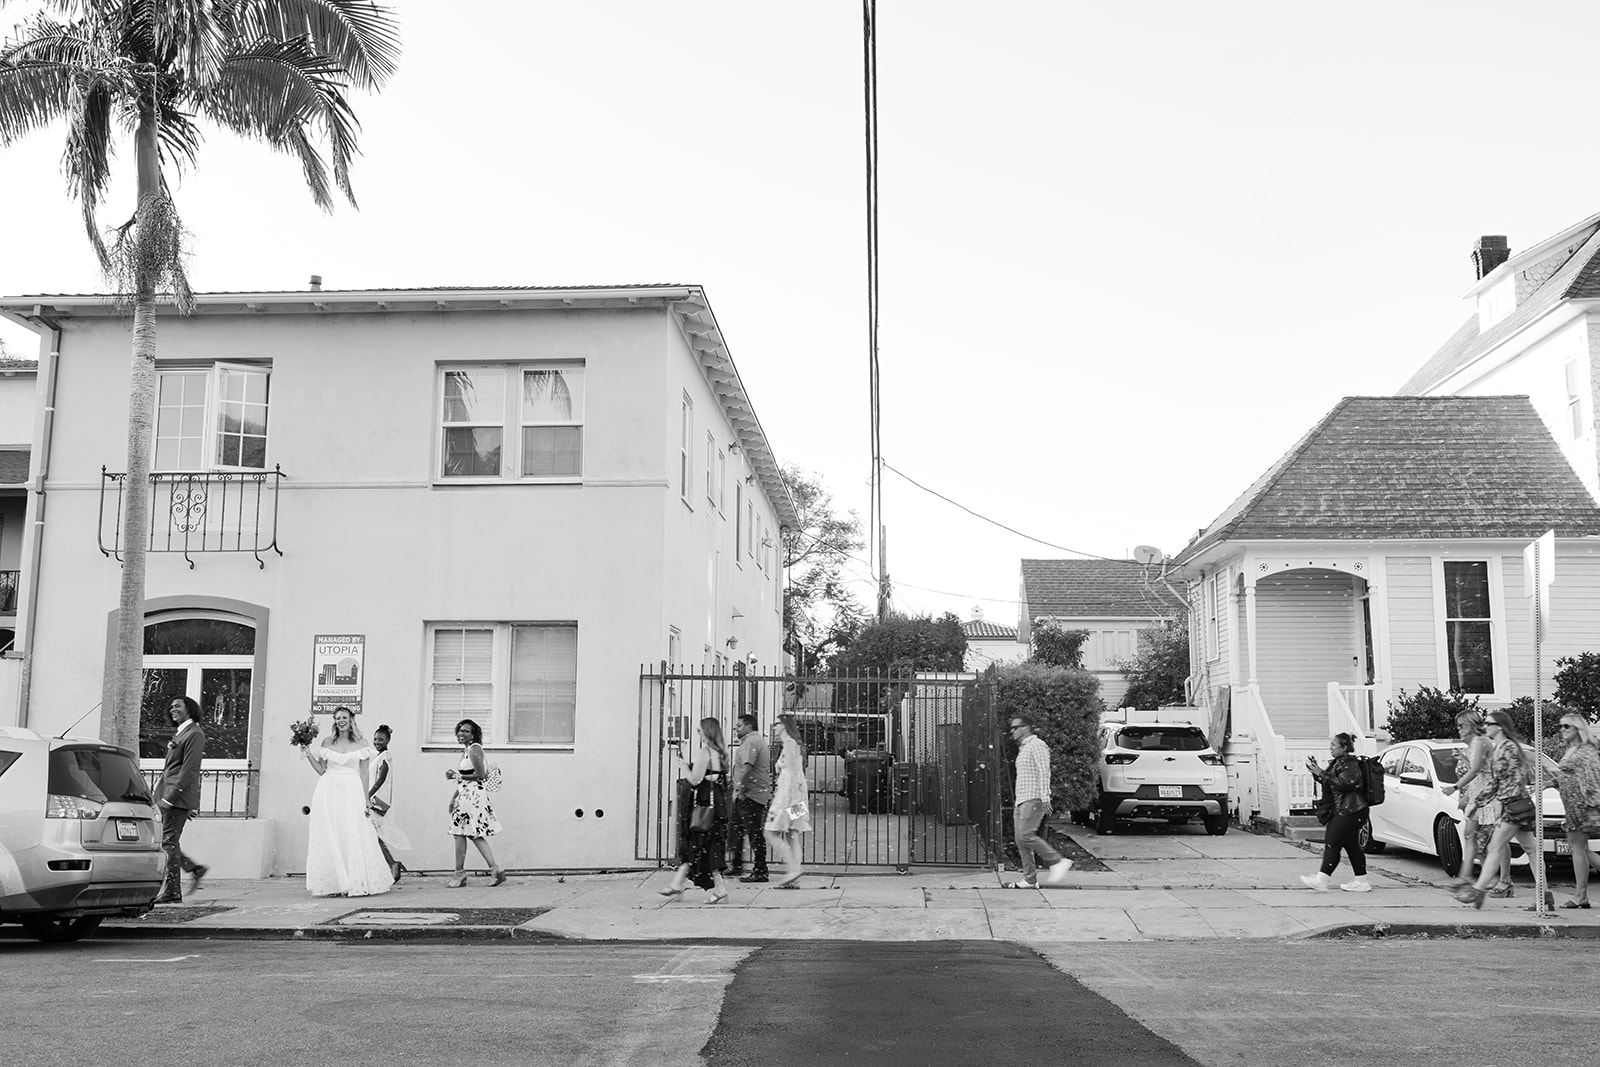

{"left": 0, "top": 368, "right": 38, "bottom": 448}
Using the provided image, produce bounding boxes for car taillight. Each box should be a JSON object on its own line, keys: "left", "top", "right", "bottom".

{"left": 1199, "top": 754, "right": 1224, "bottom": 766}
{"left": 45, "top": 794, "right": 103, "bottom": 819}
{"left": 1105, "top": 753, "right": 1139, "bottom": 765}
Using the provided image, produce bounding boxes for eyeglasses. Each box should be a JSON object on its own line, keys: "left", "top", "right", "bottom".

{"left": 1009, "top": 724, "right": 1026, "bottom": 731}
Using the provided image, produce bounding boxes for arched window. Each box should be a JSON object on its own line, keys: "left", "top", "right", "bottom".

{"left": 139, "top": 612, "right": 256, "bottom": 766}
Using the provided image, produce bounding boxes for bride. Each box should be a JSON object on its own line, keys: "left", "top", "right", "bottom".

{"left": 301, "top": 707, "right": 394, "bottom": 897}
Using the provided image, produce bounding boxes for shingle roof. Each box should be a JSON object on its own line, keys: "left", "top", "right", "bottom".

{"left": 962, "top": 619, "right": 1017, "bottom": 640}
{"left": 1174, "top": 396, "right": 1600, "bottom": 564}
{"left": 0, "top": 447, "right": 29, "bottom": 484}
{"left": 1020, "top": 559, "right": 1186, "bottom": 620}
{"left": 1399, "top": 224, "right": 1600, "bottom": 394}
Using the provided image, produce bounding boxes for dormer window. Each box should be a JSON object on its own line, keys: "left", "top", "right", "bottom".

{"left": 1476, "top": 276, "right": 1515, "bottom": 330}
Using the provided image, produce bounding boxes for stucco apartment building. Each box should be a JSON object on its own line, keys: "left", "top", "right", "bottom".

{"left": 0, "top": 284, "right": 794, "bottom": 877}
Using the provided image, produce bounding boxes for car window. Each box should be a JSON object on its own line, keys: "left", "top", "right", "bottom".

{"left": 1380, "top": 749, "right": 1404, "bottom": 775}
{"left": 1398, "top": 749, "right": 1429, "bottom": 779}
{"left": 1431, "top": 748, "right": 1460, "bottom": 785}
{"left": 48, "top": 746, "right": 152, "bottom": 804}
{"left": 1112, "top": 726, "right": 1209, "bottom": 751}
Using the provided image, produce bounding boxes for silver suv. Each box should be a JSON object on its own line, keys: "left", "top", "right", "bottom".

{"left": 0, "top": 727, "right": 165, "bottom": 942}
{"left": 1080, "top": 719, "right": 1230, "bottom": 836}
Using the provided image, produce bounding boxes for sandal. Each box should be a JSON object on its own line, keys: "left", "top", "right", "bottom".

{"left": 708, "top": 889, "right": 729, "bottom": 904}
{"left": 490, "top": 868, "right": 507, "bottom": 887}
{"left": 1454, "top": 885, "right": 1486, "bottom": 909}
{"left": 1487, "top": 882, "right": 1514, "bottom": 898}
{"left": 657, "top": 884, "right": 688, "bottom": 899}
{"left": 445, "top": 873, "right": 467, "bottom": 889}
{"left": 1562, "top": 898, "right": 1591, "bottom": 909}
{"left": 1006, "top": 880, "right": 1039, "bottom": 889}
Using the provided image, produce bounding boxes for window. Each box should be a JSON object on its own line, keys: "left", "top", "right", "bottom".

{"left": 140, "top": 614, "right": 256, "bottom": 768}
{"left": 1566, "top": 359, "right": 1586, "bottom": 439}
{"left": 426, "top": 623, "right": 577, "bottom": 746}
{"left": 716, "top": 449, "right": 726, "bottom": 513}
{"left": 438, "top": 364, "right": 584, "bottom": 481}
{"left": 747, "top": 498, "right": 755, "bottom": 557}
{"left": 734, "top": 483, "right": 744, "bottom": 560}
{"left": 1443, "top": 561, "right": 1494, "bottom": 693}
{"left": 154, "top": 363, "right": 270, "bottom": 471}
{"left": 680, "top": 394, "right": 693, "bottom": 503}
{"left": 1205, "top": 575, "right": 1220, "bottom": 660}
{"left": 1085, "top": 629, "right": 1136, "bottom": 670}
{"left": 705, "top": 432, "right": 718, "bottom": 507}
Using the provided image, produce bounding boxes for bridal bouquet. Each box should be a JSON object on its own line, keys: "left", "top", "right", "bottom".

{"left": 289, "top": 717, "right": 320, "bottom": 747}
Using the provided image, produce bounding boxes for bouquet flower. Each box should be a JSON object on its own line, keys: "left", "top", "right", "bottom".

{"left": 289, "top": 717, "right": 320, "bottom": 748}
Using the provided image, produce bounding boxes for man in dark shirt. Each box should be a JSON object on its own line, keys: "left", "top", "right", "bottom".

{"left": 728, "top": 713, "right": 772, "bottom": 882}
{"left": 153, "top": 696, "right": 208, "bottom": 904}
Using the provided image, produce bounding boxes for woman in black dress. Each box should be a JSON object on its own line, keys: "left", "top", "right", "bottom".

{"left": 658, "top": 717, "right": 731, "bottom": 904}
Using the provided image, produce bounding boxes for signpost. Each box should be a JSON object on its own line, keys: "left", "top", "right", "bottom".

{"left": 311, "top": 634, "right": 366, "bottom": 716}
{"left": 1523, "top": 531, "right": 1554, "bottom": 919}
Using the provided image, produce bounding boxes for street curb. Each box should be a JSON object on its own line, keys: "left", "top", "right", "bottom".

{"left": 90, "top": 924, "right": 569, "bottom": 943}
{"left": 1301, "top": 921, "right": 1600, "bottom": 940}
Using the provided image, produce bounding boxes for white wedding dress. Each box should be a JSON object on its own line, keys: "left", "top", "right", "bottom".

{"left": 305, "top": 745, "right": 394, "bottom": 897}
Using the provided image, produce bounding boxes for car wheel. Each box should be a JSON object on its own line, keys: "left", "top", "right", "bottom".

{"left": 20, "top": 915, "right": 103, "bottom": 944}
{"left": 1435, "top": 817, "right": 1463, "bottom": 878}
{"left": 1359, "top": 819, "right": 1386, "bottom": 854}
{"left": 1095, "top": 800, "right": 1116, "bottom": 835}
{"left": 1204, "top": 812, "right": 1229, "bottom": 836}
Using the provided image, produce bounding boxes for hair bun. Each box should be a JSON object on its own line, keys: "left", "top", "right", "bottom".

{"left": 378, "top": 723, "right": 391, "bottom": 732}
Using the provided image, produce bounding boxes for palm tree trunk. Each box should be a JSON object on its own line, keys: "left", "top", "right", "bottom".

{"left": 109, "top": 110, "right": 163, "bottom": 751}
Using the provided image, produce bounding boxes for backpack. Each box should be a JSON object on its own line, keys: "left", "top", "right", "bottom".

{"left": 1357, "top": 755, "right": 1385, "bottom": 806}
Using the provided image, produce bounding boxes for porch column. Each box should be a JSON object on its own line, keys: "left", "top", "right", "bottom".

{"left": 1244, "top": 580, "right": 1259, "bottom": 685}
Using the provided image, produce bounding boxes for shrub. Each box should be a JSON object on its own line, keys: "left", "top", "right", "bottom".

{"left": 1029, "top": 623, "right": 1089, "bottom": 670}
{"left": 1117, "top": 615, "right": 1189, "bottom": 709}
{"left": 994, "top": 661, "right": 1104, "bottom": 812}
{"left": 1504, "top": 696, "right": 1570, "bottom": 759}
{"left": 1554, "top": 652, "right": 1600, "bottom": 720}
{"left": 1385, "top": 687, "right": 1481, "bottom": 742}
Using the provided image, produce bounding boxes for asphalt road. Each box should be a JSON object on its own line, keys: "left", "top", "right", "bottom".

{"left": 4, "top": 939, "right": 1590, "bottom": 1066}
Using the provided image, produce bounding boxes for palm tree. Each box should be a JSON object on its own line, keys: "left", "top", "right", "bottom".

{"left": 0, "top": 2, "right": 399, "bottom": 749}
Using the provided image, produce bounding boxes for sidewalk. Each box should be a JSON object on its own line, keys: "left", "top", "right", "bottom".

{"left": 88, "top": 825, "right": 1600, "bottom": 943}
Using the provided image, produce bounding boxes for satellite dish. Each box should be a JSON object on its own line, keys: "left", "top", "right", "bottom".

{"left": 1133, "top": 545, "right": 1164, "bottom": 565}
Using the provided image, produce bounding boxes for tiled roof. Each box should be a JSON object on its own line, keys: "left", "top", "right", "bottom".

{"left": 1020, "top": 559, "right": 1186, "bottom": 620}
{"left": 962, "top": 619, "right": 1017, "bottom": 640}
{"left": 0, "top": 447, "right": 29, "bottom": 484}
{"left": 1174, "top": 396, "right": 1600, "bottom": 564}
{"left": 1399, "top": 224, "right": 1600, "bottom": 394}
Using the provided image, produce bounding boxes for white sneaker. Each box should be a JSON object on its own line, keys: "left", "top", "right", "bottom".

{"left": 1340, "top": 877, "right": 1372, "bottom": 893}
{"left": 1044, "top": 858, "right": 1074, "bottom": 885}
{"left": 1299, "top": 872, "right": 1333, "bottom": 892}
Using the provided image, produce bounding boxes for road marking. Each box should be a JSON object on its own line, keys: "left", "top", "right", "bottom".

{"left": 633, "top": 974, "right": 727, "bottom": 983}
{"left": 92, "top": 955, "right": 199, "bottom": 963}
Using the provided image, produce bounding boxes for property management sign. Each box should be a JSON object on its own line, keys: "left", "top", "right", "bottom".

{"left": 311, "top": 634, "right": 366, "bottom": 715}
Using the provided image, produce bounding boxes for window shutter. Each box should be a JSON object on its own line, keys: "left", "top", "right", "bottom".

{"left": 509, "top": 625, "right": 578, "bottom": 744}
{"left": 430, "top": 628, "right": 496, "bottom": 742}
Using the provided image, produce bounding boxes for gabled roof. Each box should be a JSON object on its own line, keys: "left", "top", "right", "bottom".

{"left": 962, "top": 619, "right": 1017, "bottom": 640}
{"left": 1174, "top": 396, "right": 1600, "bottom": 564}
{"left": 1020, "top": 559, "right": 1185, "bottom": 620}
{"left": 1399, "top": 222, "right": 1600, "bottom": 394}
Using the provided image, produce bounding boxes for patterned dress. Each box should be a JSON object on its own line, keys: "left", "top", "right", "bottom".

{"left": 677, "top": 756, "right": 727, "bottom": 891}
{"left": 449, "top": 743, "right": 501, "bottom": 838}
{"left": 1555, "top": 742, "right": 1600, "bottom": 836}
{"left": 764, "top": 741, "right": 813, "bottom": 834}
{"left": 1485, "top": 737, "right": 1533, "bottom": 830}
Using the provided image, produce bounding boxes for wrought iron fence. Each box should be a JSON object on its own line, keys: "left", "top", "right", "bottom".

{"left": 0, "top": 569, "right": 16, "bottom": 613}
{"left": 637, "top": 665, "right": 1004, "bottom": 869}
{"left": 100, "top": 466, "right": 286, "bottom": 568}
{"left": 140, "top": 766, "right": 257, "bottom": 818}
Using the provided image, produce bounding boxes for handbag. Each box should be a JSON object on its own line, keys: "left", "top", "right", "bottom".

{"left": 368, "top": 796, "right": 391, "bottom": 815}
{"left": 786, "top": 798, "right": 809, "bottom": 822}
{"left": 484, "top": 764, "right": 503, "bottom": 793}
{"left": 1502, "top": 792, "right": 1536, "bottom": 824}
{"left": 689, "top": 803, "right": 716, "bottom": 832}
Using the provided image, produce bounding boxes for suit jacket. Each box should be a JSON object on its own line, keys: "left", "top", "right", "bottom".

{"left": 161, "top": 722, "right": 206, "bottom": 809}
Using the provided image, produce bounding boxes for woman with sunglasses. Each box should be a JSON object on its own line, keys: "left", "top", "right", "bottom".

{"left": 1455, "top": 710, "right": 1549, "bottom": 909}
{"left": 1440, "top": 710, "right": 1500, "bottom": 890}
{"left": 1552, "top": 713, "right": 1600, "bottom": 908}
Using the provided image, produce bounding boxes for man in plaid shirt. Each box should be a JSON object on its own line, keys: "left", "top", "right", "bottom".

{"left": 1009, "top": 713, "right": 1073, "bottom": 889}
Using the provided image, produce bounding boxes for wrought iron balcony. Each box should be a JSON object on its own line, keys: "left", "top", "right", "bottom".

{"left": 101, "top": 467, "right": 285, "bottom": 568}
{"left": 0, "top": 569, "right": 16, "bottom": 614}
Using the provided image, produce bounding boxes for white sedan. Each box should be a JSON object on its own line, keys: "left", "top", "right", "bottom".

{"left": 1362, "top": 738, "right": 1600, "bottom": 876}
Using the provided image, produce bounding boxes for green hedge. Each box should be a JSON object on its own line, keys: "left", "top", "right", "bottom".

{"left": 994, "top": 661, "right": 1104, "bottom": 812}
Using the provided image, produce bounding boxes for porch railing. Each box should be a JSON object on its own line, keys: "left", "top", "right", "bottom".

{"left": 140, "top": 767, "right": 256, "bottom": 817}
{"left": 0, "top": 568, "right": 16, "bottom": 613}
{"left": 100, "top": 466, "right": 285, "bottom": 568}
{"left": 1327, "top": 683, "right": 1380, "bottom": 754}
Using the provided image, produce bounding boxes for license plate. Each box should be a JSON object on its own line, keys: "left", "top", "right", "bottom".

{"left": 1158, "top": 785, "right": 1183, "bottom": 799}
{"left": 1555, "top": 838, "right": 1571, "bottom": 855}
{"left": 115, "top": 820, "right": 139, "bottom": 842}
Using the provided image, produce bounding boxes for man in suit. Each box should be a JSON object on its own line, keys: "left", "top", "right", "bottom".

{"left": 153, "top": 695, "right": 208, "bottom": 904}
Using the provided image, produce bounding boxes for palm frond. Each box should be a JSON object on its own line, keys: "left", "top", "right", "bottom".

{"left": 200, "top": 35, "right": 363, "bottom": 209}
{"left": 0, "top": 18, "right": 121, "bottom": 144}
{"left": 62, "top": 78, "right": 116, "bottom": 268}
{"left": 155, "top": 102, "right": 202, "bottom": 171}
{"left": 240, "top": 0, "right": 400, "bottom": 89}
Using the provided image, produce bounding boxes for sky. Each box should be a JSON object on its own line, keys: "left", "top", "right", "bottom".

{"left": 4, "top": 1, "right": 1600, "bottom": 631}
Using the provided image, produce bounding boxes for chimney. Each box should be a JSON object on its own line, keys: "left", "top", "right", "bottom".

{"left": 1471, "top": 236, "right": 1509, "bottom": 280}
{"left": 309, "top": 274, "right": 323, "bottom": 292}
{"left": 972, "top": 605, "right": 984, "bottom": 622}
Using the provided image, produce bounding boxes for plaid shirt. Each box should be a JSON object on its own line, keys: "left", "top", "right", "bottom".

{"left": 1014, "top": 734, "right": 1051, "bottom": 805}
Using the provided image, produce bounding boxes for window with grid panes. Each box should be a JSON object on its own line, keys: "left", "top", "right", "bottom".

{"left": 426, "top": 623, "right": 578, "bottom": 745}
{"left": 437, "top": 364, "right": 584, "bottom": 481}
{"left": 154, "top": 363, "right": 270, "bottom": 471}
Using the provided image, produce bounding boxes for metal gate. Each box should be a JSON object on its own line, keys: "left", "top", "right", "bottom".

{"left": 636, "top": 665, "right": 1005, "bottom": 869}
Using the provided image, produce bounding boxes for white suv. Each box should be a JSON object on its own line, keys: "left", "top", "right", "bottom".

{"left": 1079, "top": 719, "right": 1230, "bottom": 836}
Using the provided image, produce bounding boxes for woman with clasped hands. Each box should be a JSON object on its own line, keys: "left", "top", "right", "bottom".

{"left": 1300, "top": 732, "right": 1371, "bottom": 893}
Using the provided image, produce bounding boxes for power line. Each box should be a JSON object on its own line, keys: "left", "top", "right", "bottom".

{"left": 881, "top": 461, "right": 1129, "bottom": 563}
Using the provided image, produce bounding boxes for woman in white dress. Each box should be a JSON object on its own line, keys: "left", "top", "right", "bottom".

{"left": 764, "top": 712, "right": 812, "bottom": 888}
{"left": 366, "top": 724, "right": 412, "bottom": 883}
{"left": 301, "top": 707, "right": 394, "bottom": 897}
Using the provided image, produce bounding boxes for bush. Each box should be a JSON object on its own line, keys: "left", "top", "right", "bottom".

{"left": 1385, "top": 687, "right": 1481, "bottom": 742}
{"left": 1117, "top": 615, "right": 1189, "bottom": 709}
{"left": 1555, "top": 652, "right": 1600, "bottom": 720}
{"left": 1504, "top": 696, "right": 1570, "bottom": 759}
{"left": 994, "top": 661, "right": 1104, "bottom": 812}
{"left": 1029, "top": 623, "right": 1089, "bottom": 670}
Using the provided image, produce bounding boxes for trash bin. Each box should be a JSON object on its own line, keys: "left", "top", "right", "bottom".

{"left": 844, "top": 750, "right": 889, "bottom": 814}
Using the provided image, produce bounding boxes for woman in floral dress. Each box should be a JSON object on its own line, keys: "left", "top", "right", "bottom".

{"left": 1441, "top": 710, "right": 1501, "bottom": 889}
{"left": 1552, "top": 713, "right": 1600, "bottom": 908}
{"left": 444, "top": 718, "right": 504, "bottom": 888}
{"left": 1456, "top": 710, "right": 1548, "bottom": 908}
{"left": 764, "top": 712, "right": 812, "bottom": 888}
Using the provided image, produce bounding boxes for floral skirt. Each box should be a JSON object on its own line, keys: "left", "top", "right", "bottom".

{"left": 449, "top": 781, "right": 501, "bottom": 838}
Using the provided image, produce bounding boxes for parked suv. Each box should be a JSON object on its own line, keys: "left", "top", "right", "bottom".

{"left": 1077, "top": 718, "right": 1231, "bottom": 836}
{"left": 0, "top": 727, "right": 165, "bottom": 942}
